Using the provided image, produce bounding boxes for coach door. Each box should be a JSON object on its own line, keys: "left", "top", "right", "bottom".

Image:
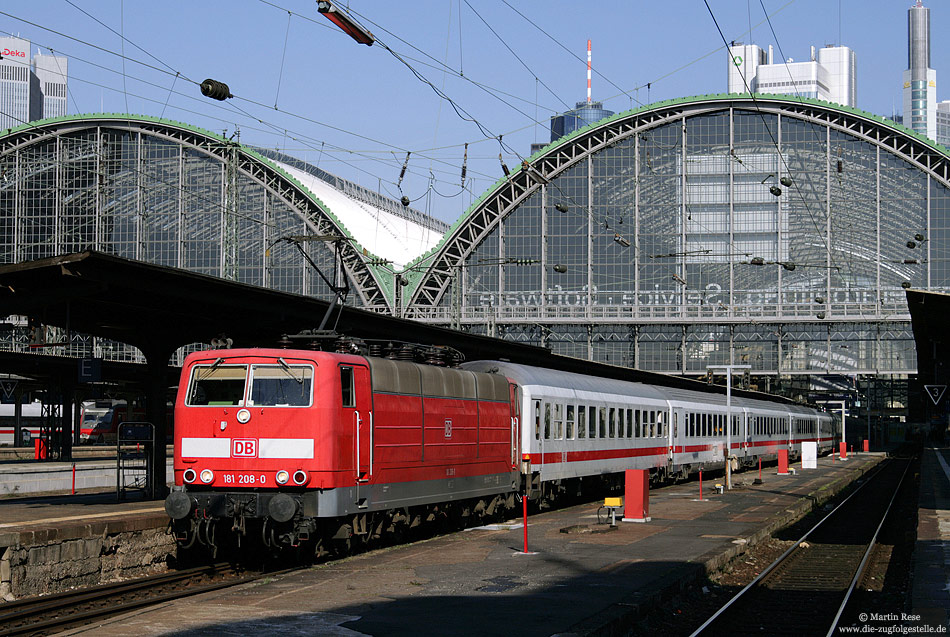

{"left": 509, "top": 384, "right": 522, "bottom": 468}
{"left": 340, "top": 364, "right": 372, "bottom": 490}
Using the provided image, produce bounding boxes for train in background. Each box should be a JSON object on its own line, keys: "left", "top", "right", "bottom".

{"left": 0, "top": 400, "right": 52, "bottom": 446}
{"left": 165, "top": 344, "right": 839, "bottom": 558}
{"left": 0, "top": 398, "right": 141, "bottom": 446}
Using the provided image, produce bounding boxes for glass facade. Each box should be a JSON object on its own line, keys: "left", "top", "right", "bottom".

{"left": 406, "top": 97, "right": 950, "bottom": 391}
{"left": 0, "top": 118, "right": 387, "bottom": 363}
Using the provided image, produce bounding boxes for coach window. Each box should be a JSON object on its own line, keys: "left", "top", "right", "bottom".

{"left": 554, "top": 403, "right": 564, "bottom": 440}
{"left": 658, "top": 412, "right": 665, "bottom": 437}
{"left": 598, "top": 407, "right": 607, "bottom": 438}
{"left": 608, "top": 408, "right": 616, "bottom": 438}
{"left": 534, "top": 401, "right": 541, "bottom": 440}
{"left": 566, "top": 405, "right": 575, "bottom": 439}
{"left": 544, "top": 403, "right": 552, "bottom": 439}
{"left": 626, "top": 409, "right": 633, "bottom": 438}
{"left": 589, "top": 406, "right": 597, "bottom": 438}
{"left": 577, "top": 406, "right": 586, "bottom": 439}
{"left": 340, "top": 367, "right": 355, "bottom": 407}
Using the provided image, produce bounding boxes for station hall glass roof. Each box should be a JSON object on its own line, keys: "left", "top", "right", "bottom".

{"left": 2, "top": 95, "right": 949, "bottom": 386}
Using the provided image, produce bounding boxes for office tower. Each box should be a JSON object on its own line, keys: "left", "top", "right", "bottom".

{"left": 728, "top": 42, "right": 857, "bottom": 107}
{"left": 903, "top": 1, "right": 936, "bottom": 139}
{"left": 0, "top": 36, "right": 68, "bottom": 130}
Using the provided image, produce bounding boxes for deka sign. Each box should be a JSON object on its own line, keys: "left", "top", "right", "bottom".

{"left": 2, "top": 48, "right": 26, "bottom": 58}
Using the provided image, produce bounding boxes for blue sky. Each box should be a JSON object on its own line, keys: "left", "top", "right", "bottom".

{"left": 3, "top": 1, "right": 941, "bottom": 222}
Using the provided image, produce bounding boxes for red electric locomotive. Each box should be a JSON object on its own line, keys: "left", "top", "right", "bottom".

{"left": 165, "top": 347, "right": 522, "bottom": 555}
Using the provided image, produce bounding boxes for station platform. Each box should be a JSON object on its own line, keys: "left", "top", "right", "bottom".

{"left": 0, "top": 449, "right": 173, "bottom": 496}
{"left": 41, "top": 452, "right": 891, "bottom": 636}
{"left": 911, "top": 446, "right": 950, "bottom": 629}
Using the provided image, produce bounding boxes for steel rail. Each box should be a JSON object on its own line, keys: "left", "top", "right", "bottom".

{"left": 688, "top": 459, "right": 898, "bottom": 636}
{"left": 825, "top": 460, "right": 912, "bottom": 636}
{"left": 0, "top": 563, "right": 251, "bottom": 636}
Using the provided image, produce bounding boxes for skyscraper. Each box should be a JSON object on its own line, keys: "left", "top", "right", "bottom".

{"left": 0, "top": 36, "right": 67, "bottom": 130}
{"left": 903, "top": 1, "right": 936, "bottom": 139}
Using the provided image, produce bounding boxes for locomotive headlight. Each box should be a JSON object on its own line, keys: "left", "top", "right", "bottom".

{"left": 292, "top": 470, "right": 309, "bottom": 485}
{"left": 183, "top": 468, "right": 197, "bottom": 484}
{"left": 200, "top": 469, "right": 214, "bottom": 484}
{"left": 276, "top": 470, "right": 290, "bottom": 485}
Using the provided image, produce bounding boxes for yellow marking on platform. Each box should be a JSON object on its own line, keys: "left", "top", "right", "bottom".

{"left": 0, "top": 506, "right": 165, "bottom": 528}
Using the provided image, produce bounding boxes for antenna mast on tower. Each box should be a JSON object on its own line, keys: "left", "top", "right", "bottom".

{"left": 587, "top": 39, "right": 592, "bottom": 103}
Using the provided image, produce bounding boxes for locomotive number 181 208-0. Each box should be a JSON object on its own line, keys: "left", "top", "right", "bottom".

{"left": 220, "top": 473, "right": 267, "bottom": 485}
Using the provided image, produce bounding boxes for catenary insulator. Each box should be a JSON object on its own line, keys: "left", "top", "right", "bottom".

{"left": 200, "top": 79, "right": 233, "bottom": 101}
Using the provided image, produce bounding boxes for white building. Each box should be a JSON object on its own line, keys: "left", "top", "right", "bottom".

{"left": 0, "top": 36, "right": 67, "bottom": 130}
{"left": 903, "top": 1, "right": 936, "bottom": 140}
{"left": 728, "top": 42, "right": 857, "bottom": 108}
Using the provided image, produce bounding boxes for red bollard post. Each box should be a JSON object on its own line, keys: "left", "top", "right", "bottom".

{"left": 623, "top": 469, "right": 650, "bottom": 522}
{"left": 522, "top": 493, "right": 528, "bottom": 553}
{"left": 839, "top": 441, "right": 847, "bottom": 460}
{"left": 758, "top": 457, "right": 762, "bottom": 481}
{"left": 778, "top": 448, "right": 789, "bottom": 475}
{"left": 863, "top": 439, "right": 869, "bottom": 453}
{"left": 699, "top": 470, "right": 703, "bottom": 500}
{"left": 71, "top": 463, "right": 76, "bottom": 495}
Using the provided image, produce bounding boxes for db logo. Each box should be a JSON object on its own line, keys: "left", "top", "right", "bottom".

{"left": 232, "top": 439, "right": 258, "bottom": 457}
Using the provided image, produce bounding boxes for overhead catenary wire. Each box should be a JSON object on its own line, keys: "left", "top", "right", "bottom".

{"left": 9, "top": 0, "right": 825, "bottom": 239}
{"left": 274, "top": 10, "right": 293, "bottom": 109}
{"left": 461, "top": 0, "right": 571, "bottom": 113}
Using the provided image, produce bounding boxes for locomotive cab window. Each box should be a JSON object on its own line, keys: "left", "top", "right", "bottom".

{"left": 340, "top": 367, "right": 355, "bottom": 407}
{"left": 186, "top": 364, "right": 247, "bottom": 406}
{"left": 249, "top": 363, "right": 313, "bottom": 407}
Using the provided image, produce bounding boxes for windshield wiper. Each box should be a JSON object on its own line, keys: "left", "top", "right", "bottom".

{"left": 277, "top": 358, "right": 304, "bottom": 385}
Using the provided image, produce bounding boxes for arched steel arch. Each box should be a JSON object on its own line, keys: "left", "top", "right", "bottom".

{"left": 405, "top": 94, "right": 950, "bottom": 313}
{"left": 0, "top": 114, "right": 387, "bottom": 308}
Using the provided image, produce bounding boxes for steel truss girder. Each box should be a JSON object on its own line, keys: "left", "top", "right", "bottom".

{"left": 0, "top": 118, "right": 386, "bottom": 308}
{"left": 405, "top": 97, "right": 950, "bottom": 316}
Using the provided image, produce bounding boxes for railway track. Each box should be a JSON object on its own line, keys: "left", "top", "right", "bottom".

{"left": 0, "top": 562, "right": 260, "bottom": 636}
{"left": 690, "top": 456, "right": 913, "bottom": 636}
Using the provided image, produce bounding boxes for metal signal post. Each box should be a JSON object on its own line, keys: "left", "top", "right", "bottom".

{"left": 705, "top": 364, "right": 751, "bottom": 490}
